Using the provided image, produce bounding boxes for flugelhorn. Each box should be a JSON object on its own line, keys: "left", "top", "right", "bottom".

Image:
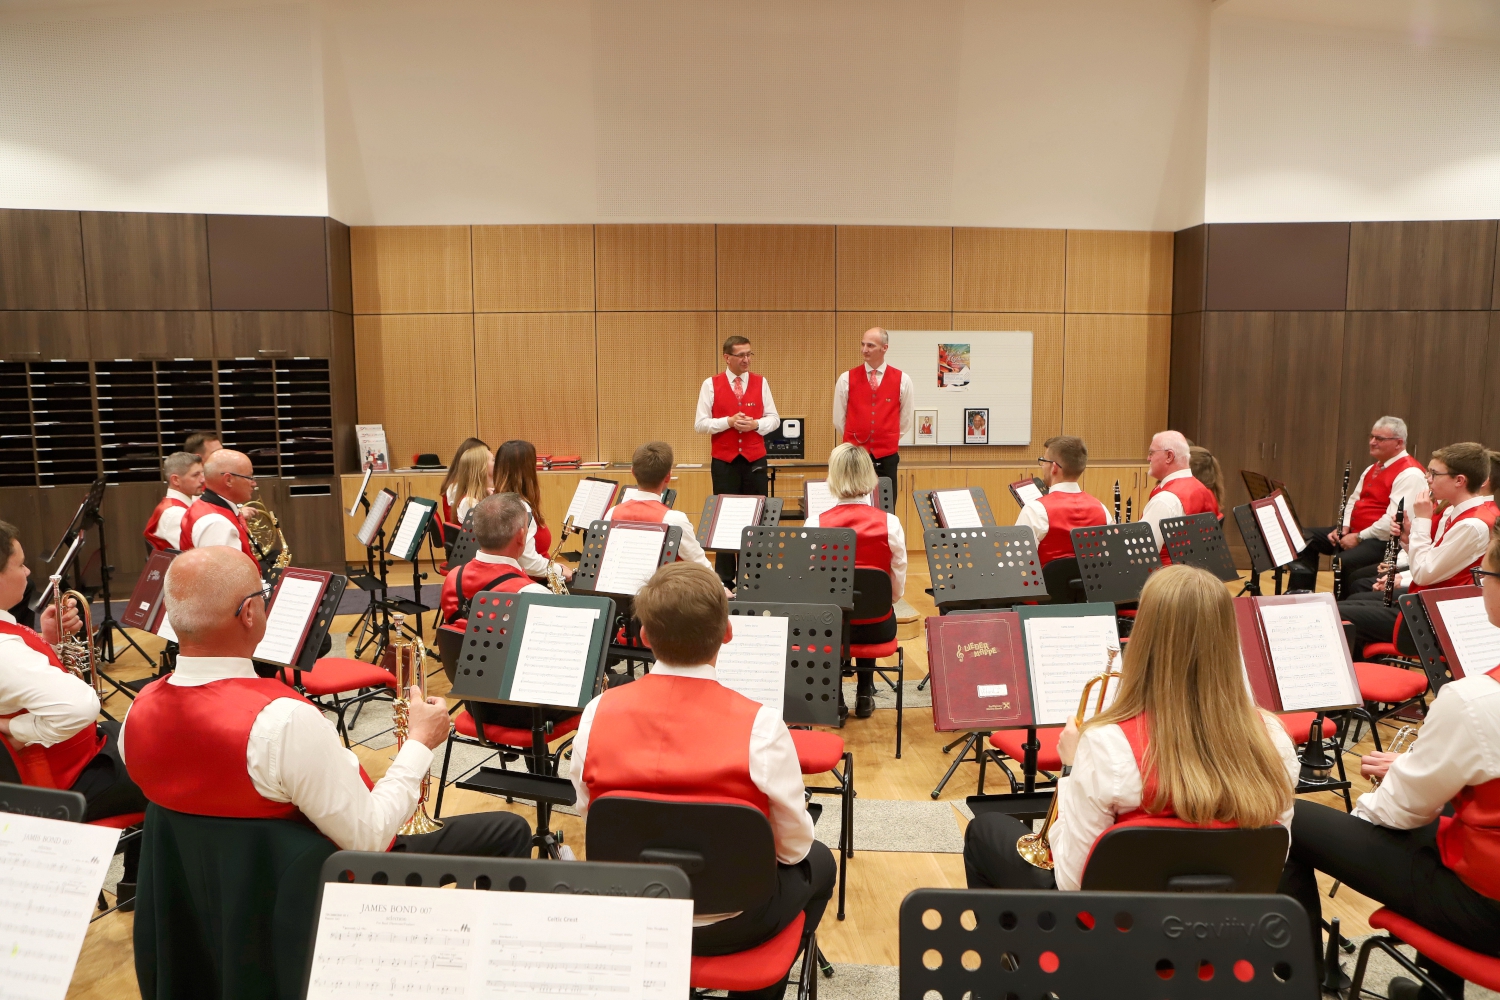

{"left": 388, "top": 613, "right": 443, "bottom": 835}
{"left": 1369, "top": 726, "right": 1418, "bottom": 787}
{"left": 48, "top": 570, "right": 98, "bottom": 698}
{"left": 1017, "top": 647, "right": 1121, "bottom": 870}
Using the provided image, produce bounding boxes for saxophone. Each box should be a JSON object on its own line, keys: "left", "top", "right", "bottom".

{"left": 242, "top": 495, "right": 291, "bottom": 575}
{"left": 49, "top": 571, "right": 99, "bottom": 697}
{"left": 387, "top": 614, "right": 443, "bottom": 835}
{"left": 545, "top": 515, "right": 575, "bottom": 594}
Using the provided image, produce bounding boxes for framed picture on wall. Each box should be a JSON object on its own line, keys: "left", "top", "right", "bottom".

{"left": 914, "top": 409, "right": 938, "bottom": 445}
{"left": 963, "top": 408, "right": 989, "bottom": 445}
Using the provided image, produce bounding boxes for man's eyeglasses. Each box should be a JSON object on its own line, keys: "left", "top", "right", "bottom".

{"left": 235, "top": 584, "right": 274, "bottom": 617}
{"left": 728, "top": 351, "right": 754, "bottom": 359}
{"left": 1472, "top": 568, "right": 1500, "bottom": 587}
{"left": 1369, "top": 434, "right": 1400, "bottom": 442}
{"left": 1427, "top": 470, "right": 1457, "bottom": 481}
{"left": 1036, "top": 456, "right": 1055, "bottom": 467}
{"left": 225, "top": 472, "right": 256, "bottom": 483}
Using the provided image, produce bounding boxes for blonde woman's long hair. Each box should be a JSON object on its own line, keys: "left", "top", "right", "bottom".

{"left": 453, "top": 447, "right": 493, "bottom": 508}
{"left": 1085, "top": 565, "right": 1292, "bottom": 827}
{"left": 826, "top": 443, "right": 877, "bottom": 500}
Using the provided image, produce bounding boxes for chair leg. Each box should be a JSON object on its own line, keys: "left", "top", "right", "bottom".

{"left": 1349, "top": 935, "right": 1459, "bottom": 1000}
{"left": 894, "top": 648, "right": 904, "bottom": 759}
{"left": 433, "top": 734, "right": 456, "bottom": 818}
{"left": 837, "top": 751, "right": 852, "bottom": 921}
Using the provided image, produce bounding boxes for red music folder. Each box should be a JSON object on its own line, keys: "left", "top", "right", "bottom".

{"left": 1233, "top": 593, "right": 1360, "bottom": 713}
{"left": 1420, "top": 585, "right": 1500, "bottom": 681}
{"left": 122, "top": 549, "right": 177, "bottom": 630}
{"left": 925, "top": 611, "right": 1033, "bottom": 731}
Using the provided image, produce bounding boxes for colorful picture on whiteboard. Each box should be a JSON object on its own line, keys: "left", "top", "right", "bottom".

{"left": 964, "top": 408, "right": 989, "bottom": 445}
{"left": 938, "top": 343, "right": 971, "bottom": 390}
{"left": 914, "top": 409, "right": 938, "bottom": 445}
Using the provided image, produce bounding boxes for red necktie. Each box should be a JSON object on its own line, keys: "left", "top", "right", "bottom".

{"left": 732, "top": 375, "right": 745, "bottom": 402}
{"left": 868, "top": 368, "right": 880, "bottom": 391}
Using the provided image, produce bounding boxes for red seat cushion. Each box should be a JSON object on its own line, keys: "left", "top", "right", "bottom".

{"left": 1362, "top": 641, "right": 1398, "bottom": 661}
{"left": 849, "top": 639, "right": 898, "bottom": 659}
{"left": 454, "top": 710, "right": 580, "bottom": 748}
{"left": 1278, "top": 712, "right": 1337, "bottom": 743}
{"left": 1370, "top": 908, "right": 1500, "bottom": 991}
{"left": 283, "top": 658, "right": 397, "bottom": 697}
{"left": 88, "top": 811, "right": 145, "bottom": 829}
{"left": 989, "top": 727, "right": 1063, "bottom": 772}
{"left": 691, "top": 913, "right": 805, "bottom": 991}
{"left": 1354, "top": 661, "right": 1428, "bottom": 705}
{"left": 789, "top": 730, "right": 845, "bottom": 774}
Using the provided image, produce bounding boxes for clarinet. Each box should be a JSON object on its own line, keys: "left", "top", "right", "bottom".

{"left": 1332, "top": 461, "right": 1352, "bottom": 598}
{"left": 1113, "top": 480, "right": 1122, "bottom": 523}
{"left": 1382, "top": 499, "right": 1405, "bottom": 608}
{"left": 1124, "top": 497, "right": 1133, "bottom": 523}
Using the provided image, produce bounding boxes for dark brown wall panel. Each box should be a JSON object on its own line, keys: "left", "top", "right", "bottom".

{"left": 1205, "top": 223, "right": 1349, "bottom": 312}
{"left": 1171, "top": 224, "right": 1206, "bottom": 314}
{"left": 1199, "top": 312, "right": 1276, "bottom": 508}
{"left": 207, "top": 215, "right": 329, "bottom": 311}
{"left": 326, "top": 219, "right": 353, "bottom": 314}
{"left": 211, "top": 311, "right": 331, "bottom": 358}
{"left": 1337, "top": 311, "right": 1416, "bottom": 471}
{"left": 0, "top": 210, "right": 86, "bottom": 310}
{"left": 81, "top": 212, "right": 211, "bottom": 310}
{"left": 89, "top": 311, "right": 213, "bottom": 360}
{"left": 1271, "top": 312, "right": 1345, "bottom": 523}
{"left": 1168, "top": 311, "right": 1203, "bottom": 441}
{"left": 1407, "top": 311, "right": 1491, "bottom": 461}
{"left": 100, "top": 481, "right": 165, "bottom": 580}
{"left": 1347, "top": 220, "right": 1498, "bottom": 311}
{"left": 1484, "top": 312, "right": 1500, "bottom": 447}
{"left": 0, "top": 312, "right": 89, "bottom": 361}
{"left": 329, "top": 311, "right": 357, "bottom": 472}
{"left": 0, "top": 485, "right": 44, "bottom": 576}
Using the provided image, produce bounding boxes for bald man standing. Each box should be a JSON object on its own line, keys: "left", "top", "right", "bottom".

{"left": 178, "top": 449, "right": 258, "bottom": 560}
{"left": 832, "top": 327, "right": 913, "bottom": 488}
{"left": 1140, "top": 430, "right": 1221, "bottom": 562}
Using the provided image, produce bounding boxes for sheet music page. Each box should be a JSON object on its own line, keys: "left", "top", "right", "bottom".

{"left": 348, "top": 466, "right": 372, "bottom": 517}
{"left": 567, "top": 479, "right": 616, "bottom": 525}
{"left": 356, "top": 490, "right": 395, "bottom": 546}
{"left": 1436, "top": 596, "right": 1500, "bottom": 676}
{"left": 934, "top": 489, "right": 983, "bottom": 528}
{"left": 595, "top": 526, "right": 665, "bottom": 595}
{"left": 1023, "top": 615, "right": 1121, "bottom": 725}
{"left": 306, "top": 881, "right": 482, "bottom": 998}
{"left": 806, "top": 482, "right": 872, "bottom": 522}
{"left": 1254, "top": 505, "right": 1295, "bottom": 566}
{"left": 709, "top": 496, "right": 762, "bottom": 550}
{"left": 154, "top": 612, "right": 178, "bottom": 643}
{"left": 0, "top": 811, "right": 120, "bottom": 1000}
{"left": 390, "top": 502, "right": 429, "bottom": 561}
{"left": 1273, "top": 495, "right": 1306, "bottom": 553}
{"left": 1260, "top": 602, "right": 1358, "bottom": 711}
{"left": 1013, "top": 481, "right": 1043, "bottom": 505}
{"left": 253, "top": 576, "right": 325, "bottom": 665}
{"left": 715, "top": 614, "right": 789, "bottom": 708}
{"left": 509, "top": 604, "right": 601, "bottom": 706}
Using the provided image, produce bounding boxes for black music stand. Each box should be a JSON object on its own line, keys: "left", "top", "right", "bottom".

{"left": 318, "top": 851, "right": 691, "bottom": 903}
{"left": 1241, "top": 468, "right": 1275, "bottom": 501}
{"left": 0, "top": 781, "right": 88, "bottom": 821}
{"left": 1233, "top": 503, "right": 1282, "bottom": 597}
{"left": 661, "top": 486, "right": 677, "bottom": 509}
{"left": 913, "top": 488, "right": 997, "bottom": 531}
{"left": 1397, "top": 593, "right": 1457, "bottom": 693}
{"left": 695, "top": 496, "right": 785, "bottom": 551}
{"left": 876, "top": 476, "right": 895, "bottom": 514}
{"left": 734, "top": 526, "right": 857, "bottom": 610}
{"left": 1069, "top": 522, "right": 1161, "bottom": 605}
{"left": 1161, "top": 512, "right": 1240, "bottom": 582}
{"left": 256, "top": 574, "right": 348, "bottom": 676}
{"left": 923, "top": 527, "right": 1045, "bottom": 614}
{"left": 571, "top": 520, "right": 682, "bottom": 675}
{"left": 726, "top": 602, "right": 843, "bottom": 727}
{"left": 444, "top": 509, "right": 481, "bottom": 571}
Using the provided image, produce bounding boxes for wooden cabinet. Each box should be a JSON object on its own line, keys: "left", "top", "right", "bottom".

{"left": 0, "top": 312, "right": 89, "bottom": 361}
{"left": 256, "top": 477, "right": 344, "bottom": 573}
{"left": 81, "top": 212, "right": 211, "bottom": 311}
{"left": 213, "top": 311, "right": 331, "bottom": 359}
{"left": 89, "top": 311, "right": 213, "bottom": 360}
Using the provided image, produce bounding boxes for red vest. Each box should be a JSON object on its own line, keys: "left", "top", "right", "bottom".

{"left": 610, "top": 498, "right": 670, "bottom": 524}
{"left": 440, "top": 559, "right": 532, "bottom": 626}
{"left": 582, "top": 673, "right": 769, "bottom": 817}
{"left": 815, "top": 502, "right": 893, "bottom": 625}
{"left": 842, "top": 366, "right": 902, "bottom": 458}
{"left": 143, "top": 495, "right": 189, "bottom": 551}
{"left": 1035, "top": 489, "right": 1110, "bottom": 565}
{"left": 0, "top": 620, "right": 104, "bottom": 790}
{"left": 1108, "top": 715, "right": 1234, "bottom": 826}
{"left": 178, "top": 495, "right": 257, "bottom": 561}
{"left": 1149, "top": 475, "right": 1222, "bottom": 563}
{"left": 1349, "top": 455, "right": 1425, "bottom": 533}
{"left": 1409, "top": 501, "right": 1500, "bottom": 594}
{"left": 1435, "top": 666, "right": 1500, "bottom": 900}
{"left": 533, "top": 522, "right": 552, "bottom": 563}
{"left": 124, "top": 675, "right": 374, "bottom": 821}
{"left": 710, "top": 372, "right": 767, "bottom": 463}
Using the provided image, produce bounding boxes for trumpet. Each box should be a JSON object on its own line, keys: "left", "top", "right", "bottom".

{"left": 1017, "top": 647, "right": 1121, "bottom": 870}
{"left": 1370, "top": 726, "right": 1418, "bottom": 787}
{"left": 49, "top": 570, "right": 99, "bottom": 698}
{"left": 387, "top": 614, "right": 443, "bottom": 835}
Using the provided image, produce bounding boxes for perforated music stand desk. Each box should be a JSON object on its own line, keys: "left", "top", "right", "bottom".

{"left": 1069, "top": 522, "right": 1161, "bottom": 605}
{"left": 258, "top": 573, "right": 349, "bottom": 675}
{"left": 912, "top": 488, "right": 997, "bottom": 532}
{"left": 734, "top": 526, "right": 857, "bottom": 611}
{"left": 696, "top": 495, "right": 784, "bottom": 551}
{"left": 727, "top": 601, "right": 843, "bottom": 727}
{"left": 1233, "top": 503, "right": 1281, "bottom": 595}
{"left": 924, "top": 527, "right": 1046, "bottom": 613}
{"left": 1161, "top": 512, "right": 1240, "bottom": 582}
{"left": 444, "top": 510, "right": 481, "bottom": 572}
{"left": 319, "top": 851, "right": 692, "bottom": 902}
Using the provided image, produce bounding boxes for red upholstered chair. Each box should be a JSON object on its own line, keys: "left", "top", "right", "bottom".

{"left": 431, "top": 707, "right": 580, "bottom": 819}
{"left": 1349, "top": 908, "right": 1500, "bottom": 1000}
{"left": 1349, "top": 616, "right": 1430, "bottom": 750}
{"left": 279, "top": 657, "right": 398, "bottom": 747}
{"left": 986, "top": 727, "right": 1064, "bottom": 795}
{"left": 789, "top": 728, "right": 851, "bottom": 921}
{"left": 843, "top": 568, "right": 904, "bottom": 758}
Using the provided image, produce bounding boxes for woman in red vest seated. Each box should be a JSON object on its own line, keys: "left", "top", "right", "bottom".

{"left": 1015, "top": 435, "right": 1112, "bottom": 566}
{"left": 604, "top": 440, "right": 714, "bottom": 573}
{"left": 805, "top": 443, "right": 906, "bottom": 719}
{"left": 439, "top": 436, "right": 488, "bottom": 525}
{"left": 493, "top": 440, "right": 572, "bottom": 588}
{"left": 964, "top": 565, "right": 1298, "bottom": 891}
{"left": 1284, "top": 523, "right": 1500, "bottom": 1000}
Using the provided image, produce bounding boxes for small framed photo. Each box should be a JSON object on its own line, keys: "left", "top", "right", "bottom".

{"left": 963, "top": 408, "right": 989, "bottom": 445}
{"left": 914, "top": 409, "right": 938, "bottom": 445}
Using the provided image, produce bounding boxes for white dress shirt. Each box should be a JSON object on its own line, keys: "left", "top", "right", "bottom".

{"left": 1398, "top": 494, "right": 1496, "bottom": 589}
{"left": 695, "top": 370, "right": 781, "bottom": 437}
{"left": 1353, "top": 672, "right": 1500, "bottom": 830}
{"left": 151, "top": 488, "right": 194, "bottom": 549}
{"left": 831, "top": 364, "right": 914, "bottom": 442}
{"left": 1344, "top": 453, "right": 1428, "bottom": 541}
{"left": 119, "top": 656, "right": 431, "bottom": 852}
{"left": 804, "top": 500, "right": 907, "bottom": 603}
{"left": 1049, "top": 712, "right": 1299, "bottom": 891}
{"left": 455, "top": 494, "right": 480, "bottom": 524}
{"left": 515, "top": 498, "right": 561, "bottom": 578}
{"left": 0, "top": 609, "right": 99, "bottom": 747}
{"left": 1015, "top": 481, "right": 1114, "bottom": 545}
{"left": 1140, "top": 468, "right": 1198, "bottom": 550}
{"left": 468, "top": 551, "right": 551, "bottom": 594}
{"left": 190, "top": 499, "right": 245, "bottom": 550}
{"left": 604, "top": 496, "right": 713, "bottom": 572}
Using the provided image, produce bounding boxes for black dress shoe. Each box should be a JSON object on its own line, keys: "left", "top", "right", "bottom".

{"left": 855, "top": 692, "right": 875, "bottom": 718}
{"left": 1386, "top": 976, "right": 1447, "bottom": 1000}
{"left": 115, "top": 881, "right": 136, "bottom": 913}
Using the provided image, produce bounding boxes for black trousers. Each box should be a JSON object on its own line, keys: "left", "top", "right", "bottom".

{"left": 849, "top": 614, "right": 898, "bottom": 695}
{"left": 691, "top": 840, "right": 837, "bottom": 998}
{"left": 964, "top": 812, "right": 1059, "bottom": 890}
{"left": 870, "top": 452, "right": 899, "bottom": 495}
{"left": 70, "top": 720, "right": 148, "bottom": 882}
{"left": 1339, "top": 590, "right": 1409, "bottom": 652}
{"left": 392, "top": 809, "right": 532, "bottom": 857}
{"left": 1290, "top": 530, "right": 1387, "bottom": 596}
{"left": 1280, "top": 800, "right": 1500, "bottom": 996}
{"left": 711, "top": 455, "right": 769, "bottom": 585}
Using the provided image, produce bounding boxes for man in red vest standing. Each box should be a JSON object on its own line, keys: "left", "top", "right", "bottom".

{"left": 178, "top": 449, "right": 259, "bottom": 562}
{"left": 832, "top": 327, "right": 913, "bottom": 488}
{"left": 695, "top": 336, "right": 780, "bottom": 584}
{"left": 1140, "top": 430, "right": 1221, "bottom": 561}
{"left": 143, "top": 452, "right": 204, "bottom": 553}
{"left": 1289, "top": 416, "right": 1427, "bottom": 596}
{"left": 1015, "top": 436, "right": 1113, "bottom": 565}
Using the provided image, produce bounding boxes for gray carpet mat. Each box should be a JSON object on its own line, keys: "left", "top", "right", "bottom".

{"left": 840, "top": 678, "right": 931, "bottom": 710}
{"left": 814, "top": 797, "right": 966, "bottom": 854}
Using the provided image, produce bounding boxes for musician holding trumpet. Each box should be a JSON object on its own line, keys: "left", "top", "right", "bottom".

{"left": 963, "top": 566, "right": 1299, "bottom": 891}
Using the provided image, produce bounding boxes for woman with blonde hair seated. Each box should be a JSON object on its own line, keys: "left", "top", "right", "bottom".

{"left": 964, "top": 564, "right": 1299, "bottom": 891}
{"left": 449, "top": 444, "right": 494, "bottom": 524}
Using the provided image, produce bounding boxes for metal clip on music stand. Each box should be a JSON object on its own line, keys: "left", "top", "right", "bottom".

{"left": 1161, "top": 512, "right": 1240, "bottom": 582}
{"left": 1397, "top": 593, "right": 1455, "bottom": 693}
{"left": 923, "top": 527, "right": 1045, "bottom": 614}
{"left": 1233, "top": 503, "right": 1280, "bottom": 596}
{"left": 734, "top": 527, "right": 857, "bottom": 611}
{"left": 572, "top": 520, "right": 682, "bottom": 674}
{"left": 319, "top": 851, "right": 691, "bottom": 902}
{"left": 1069, "top": 522, "right": 1161, "bottom": 609}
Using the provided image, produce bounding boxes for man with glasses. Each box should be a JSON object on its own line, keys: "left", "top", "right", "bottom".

{"left": 1289, "top": 416, "right": 1426, "bottom": 596}
{"left": 1140, "top": 429, "right": 1220, "bottom": 561}
{"left": 178, "top": 449, "right": 259, "bottom": 560}
{"left": 695, "top": 336, "right": 780, "bottom": 584}
{"left": 833, "top": 327, "right": 913, "bottom": 488}
{"left": 1015, "top": 435, "right": 1112, "bottom": 566}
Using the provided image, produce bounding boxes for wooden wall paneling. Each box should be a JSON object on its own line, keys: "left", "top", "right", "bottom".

{"left": 835, "top": 311, "right": 951, "bottom": 464}
{"left": 1061, "top": 314, "right": 1170, "bottom": 460}
{"left": 80, "top": 212, "right": 211, "bottom": 310}
{"left": 349, "top": 226, "right": 473, "bottom": 314}
{"left": 1064, "top": 230, "right": 1174, "bottom": 315}
{"left": 472, "top": 225, "right": 595, "bottom": 312}
{"left": 326, "top": 219, "right": 353, "bottom": 315}
{"left": 1168, "top": 312, "right": 1204, "bottom": 444}
{"left": 252, "top": 476, "right": 343, "bottom": 572}
{"left": 1204, "top": 223, "right": 1350, "bottom": 312}
{"left": 665, "top": 469, "right": 714, "bottom": 532}
{"left": 1196, "top": 313, "right": 1276, "bottom": 521}
{"left": 1347, "top": 221, "right": 1498, "bottom": 311}
{"left": 474, "top": 313, "right": 598, "bottom": 460}
{"left": 211, "top": 312, "right": 331, "bottom": 359}
{"left": 90, "top": 312, "right": 213, "bottom": 361}
{"left": 905, "top": 467, "right": 968, "bottom": 549}
{"left": 952, "top": 228, "right": 1066, "bottom": 313}
{"left": 0, "top": 209, "right": 86, "bottom": 310}
{"left": 965, "top": 467, "right": 1032, "bottom": 528}
{"left": 951, "top": 313, "right": 1063, "bottom": 463}
{"left": 1269, "top": 312, "right": 1346, "bottom": 527}
{"left": 0, "top": 312, "right": 89, "bottom": 362}
{"left": 1406, "top": 311, "right": 1492, "bottom": 462}
{"left": 595, "top": 225, "right": 715, "bottom": 312}
{"left": 1171, "top": 225, "right": 1207, "bottom": 315}
{"left": 595, "top": 312, "right": 717, "bottom": 462}
{"left": 1079, "top": 466, "right": 1146, "bottom": 521}
{"left": 1336, "top": 311, "right": 1416, "bottom": 478}
{"left": 535, "top": 471, "right": 588, "bottom": 544}
{"left": 716, "top": 225, "right": 835, "bottom": 311}
{"left": 835, "top": 227, "right": 952, "bottom": 312}
{"left": 717, "top": 312, "right": 836, "bottom": 462}
{"left": 354, "top": 314, "right": 476, "bottom": 468}
{"left": 36, "top": 484, "right": 93, "bottom": 580}
{"left": 206, "top": 215, "right": 329, "bottom": 311}
{"left": 1484, "top": 312, "right": 1500, "bottom": 446}
{"left": 329, "top": 312, "right": 358, "bottom": 473}
{"left": 0, "top": 485, "right": 43, "bottom": 575}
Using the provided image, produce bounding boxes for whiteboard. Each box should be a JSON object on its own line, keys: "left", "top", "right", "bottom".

{"left": 886, "top": 330, "right": 1033, "bottom": 446}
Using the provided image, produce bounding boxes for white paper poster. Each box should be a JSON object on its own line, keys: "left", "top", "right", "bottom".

{"left": 355, "top": 424, "right": 390, "bottom": 473}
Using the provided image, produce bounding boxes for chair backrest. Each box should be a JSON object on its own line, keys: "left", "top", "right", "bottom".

{"left": 320, "top": 850, "right": 691, "bottom": 900}
{"left": 1081, "top": 824, "right": 1290, "bottom": 894}
{"left": 901, "top": 888, "right": 1317, "bottom": 999}
{"left": 0, "top": 779, "right": 86, "bottom": 821}
{"left": 853, "top": 567, "right": 895, "bottom": 621}
{"left": 1042, "top": 557, "right": 1085, "bottom": 604}
{"left": 585, "top": 794, "right": 779, "bottom": 915}
{"left": 436, "top": 622, "right": 466, "bottom": 681}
